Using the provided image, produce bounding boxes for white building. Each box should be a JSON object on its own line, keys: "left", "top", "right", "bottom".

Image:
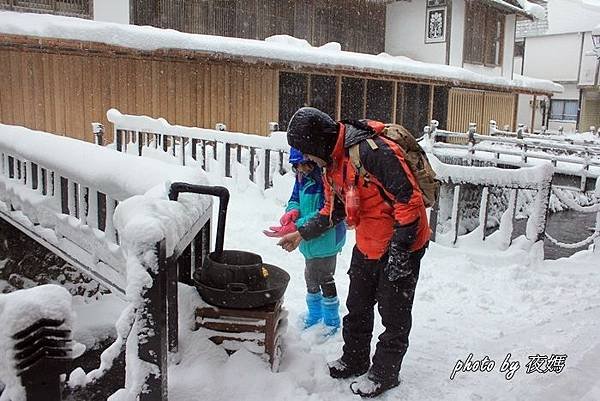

{"left": 385, "top": 0, "right": 534, "bottom": 80}
{"left": 514, "top": 0, "right": 600, "bottom": 133}
{"left": 384, "top": 0, "right": 551, "bottom": 132}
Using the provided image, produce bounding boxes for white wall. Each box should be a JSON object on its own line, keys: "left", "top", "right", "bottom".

{"left": 514, "top": 56, "right": 524, "bottom": 75}
{"left": 385, "top": 1, "right": 446, "bottom": 64}
{"left": 93, "top": 0, "right": 129, "bottom": 24}
{"left": 502, "top": 14, "right": 516, "bottom": 78}
{"left": 579, "top": 31, "right": 600, "bottom": 86}
{"left": 546, "top": 0, "right": 600, "bottom": 35}
{"left": 448, "top": 0, "right": 465, "bottom": 67}
{"left": 522, "top": 33, "right": 582, "bottom": 81}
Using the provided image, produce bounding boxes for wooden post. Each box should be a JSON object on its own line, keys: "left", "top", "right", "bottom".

{"left": 530, "top": 95, "right": 537, "bottom": 133}
{"left": 116, "top": 129, "right": 124, "bottom": 152}
{"left": 180, "top": 137, "right": 186, "bottom": 166}
{"left": 167, "top": 255, "right": 178, "bottom": 354}
{"left": 428, "top": 196, "right": 440, "bottom": 242}
{"left": 428, "top": 84, "right": 435, "bottom": 124}
{"left": 451, "top": 184, "right": 461, "bottom": 245}
{"left": 249, "top": 147, "right": 256, "bottom": 182}
{"left": 92, "top": 123, "right": 104, "bottom": 146}
{"left": 335, "top": 75, "right": 342, "bottom": 121}
{"left": 191, "top": 138, "right": 198, "bottom": 161}
{"left": 391, "top": 81, "right": 398, "bottom": 124}
{"left": 225, "top": 143, "right": 232, "bottom": 178}
{"left": 138, "top": 240, "right": 169, "bottom": 401}
{"left": 138, "top": 132, "right": 143, "bottom": 157}
{"left": 264, "top": 150, "right": 271, "bottom": 190}
{"left": 479, "top": 186, "right": 490, "bottom": 241}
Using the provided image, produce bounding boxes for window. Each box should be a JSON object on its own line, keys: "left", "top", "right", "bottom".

{"left": 310, "top": 75, "right": 337, "bottom": 119}
{"left": 549, "top": 100, "right": 578, "bottom": 121}
{"left": 366, "top": 80, "right": 393, "bottom": 123}
{"left": 464, "top": 1, "right": 505, "bottom": 66}
{"left": 514, "top": 40, "right": 525, "bottom": 58}
{"left": 341, "top": 77, "right": 365, "bottom": 120}
{"left": 397, "top": 84, "right": 431, "bottom": 137}
{"left": 0, "top": 0, "right": 91, "bottom": 18}
{"left": 279, "top": 72, "right": 308, "bottom": 130}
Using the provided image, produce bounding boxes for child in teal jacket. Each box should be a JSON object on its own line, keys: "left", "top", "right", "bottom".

{"left": 264, "top": 148, "right": 346, "bottom": 333}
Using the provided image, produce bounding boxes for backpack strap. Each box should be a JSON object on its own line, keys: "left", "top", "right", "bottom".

{"left": 348, "top": 139, "right": 394, "bottom": 206}
{"left": 349, "top": 138, "right": 378, "bottom": 178}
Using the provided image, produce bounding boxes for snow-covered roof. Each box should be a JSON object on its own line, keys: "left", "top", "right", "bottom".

{"left": 594, "top": 22, "right": 600, "bottom": 35}
{"left": 0, "top": 11, "right": 562, "bottom": 95}
{"left": 487, "top": 0, "right": 546, "bottom": 19}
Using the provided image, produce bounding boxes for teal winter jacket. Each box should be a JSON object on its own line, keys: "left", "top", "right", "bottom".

{"left": 286, "top": 169, "right": 346, "bottom": 259}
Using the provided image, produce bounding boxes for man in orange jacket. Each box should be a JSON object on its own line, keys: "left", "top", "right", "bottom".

{"left": 278, "top": 107, "right": 429, "bottom": 398}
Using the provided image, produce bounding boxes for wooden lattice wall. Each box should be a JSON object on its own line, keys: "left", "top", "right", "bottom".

{"left": 447, "top": 88, "right": 516, "bottom": 136}
{"left": 0, "top": 48, "right": 279, "bottom": 142}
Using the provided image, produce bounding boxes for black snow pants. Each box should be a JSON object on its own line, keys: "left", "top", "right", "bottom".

{"left": 341, "top": 245, "right": 425, "bottom": 381}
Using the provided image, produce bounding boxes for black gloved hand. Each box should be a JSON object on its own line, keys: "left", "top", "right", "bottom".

{"left": 385, "top": 220, "right": 419, "bottom": 281}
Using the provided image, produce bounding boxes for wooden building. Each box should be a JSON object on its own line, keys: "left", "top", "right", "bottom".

{"left": 0, "top": 10, "right": 559, "bottom": 143}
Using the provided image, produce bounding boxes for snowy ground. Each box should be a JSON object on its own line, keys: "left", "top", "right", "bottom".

{"left": 163, "top": 174, "right": 600, "bottom": 401}
{"left": 8, "top": 170, "right": 598, "bottom": 401}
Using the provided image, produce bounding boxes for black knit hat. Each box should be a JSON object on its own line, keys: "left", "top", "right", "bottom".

{"left": 286, "top": 107, "right": 339, "bottom": 163}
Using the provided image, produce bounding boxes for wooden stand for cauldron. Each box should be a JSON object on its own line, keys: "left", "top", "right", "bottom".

{"left": 195, "top": 300, "right": 287, "bottom": 371}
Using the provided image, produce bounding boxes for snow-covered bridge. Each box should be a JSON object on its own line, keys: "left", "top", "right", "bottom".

{"left": 0, "top": 123, "right": 212, "bottom": 400}
{"left": 426, "top": 121, "right": 600, "bottom": 193}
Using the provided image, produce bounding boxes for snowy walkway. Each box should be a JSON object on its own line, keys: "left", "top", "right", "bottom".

{"left": 159, "top": 175, "right": 600, "bottom": 401}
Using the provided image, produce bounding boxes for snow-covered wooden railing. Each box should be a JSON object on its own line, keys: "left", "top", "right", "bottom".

{"left": 429, "top": 156, "right": 554, "bottom": 250}
{"left": 426, "top": 120, "right": 600, "bottom": 192}
{"left": 0, "top": 123, "right": 213, "bottom": 401}
{"left": 106, "top": 109, "right": 289, "bottom": 190}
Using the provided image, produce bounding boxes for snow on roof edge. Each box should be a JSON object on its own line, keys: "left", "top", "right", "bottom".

{"left": 0, "top": 11, "right": 562, "bottom": 94}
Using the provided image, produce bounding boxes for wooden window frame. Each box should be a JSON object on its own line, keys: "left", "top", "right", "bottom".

{"left": 464, "top": 1, "right": 505, "bottom": 67}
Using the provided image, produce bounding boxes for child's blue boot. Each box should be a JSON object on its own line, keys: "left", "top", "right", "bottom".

{"left": 322, "top": 296, "right": 340, "bottom": 336}
{"left": 304, "top": 291, "right": 323, "bottom": 329}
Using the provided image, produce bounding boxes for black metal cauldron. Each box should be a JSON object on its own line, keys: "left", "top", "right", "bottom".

{"left": 169, "top": 183, "right": 290, "bottom": 309}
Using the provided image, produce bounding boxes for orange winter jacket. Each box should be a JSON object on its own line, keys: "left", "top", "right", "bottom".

{"left": 297, "top": 120, "right": 430, "bottom": 260}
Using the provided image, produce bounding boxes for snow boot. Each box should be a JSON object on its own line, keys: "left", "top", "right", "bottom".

{"left": 350, "top": 370, "right": 400, "bottom": 398}
{"left": 303, "top": 291, "right": 323, "bottom": 329}
{"left": 328, "top": 358, "right": 370, "bottom": 379}
{"left": 321, "top": 296, "right": 340, "bottom": 335}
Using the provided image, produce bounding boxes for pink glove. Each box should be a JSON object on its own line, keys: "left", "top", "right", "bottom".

{"left": 263, "top": 222, "right": 297, "bottom": 238}
{"left": 280, "top": 210, "right": 300, "bottom": 226}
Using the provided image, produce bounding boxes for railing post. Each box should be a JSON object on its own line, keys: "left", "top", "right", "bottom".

{"left": 467, "top": 123, "right": 476, "bottom": 166}
{"left": 92, "top": 122, "right": 104, "bottom": 146}
{"left": 249, "top": 147, "right": 256, "bottom": 182}
{"left": 264, "top": 149, "right": 271, "bottom": 190}
{"left": 225, "top": 143, "right": 232, "bottom": 178}
{"left": 516, "top": 124, "right": 524, "bottom": 140}
{"left": 180, "top": 136, "right": 186, "bottom": 166}
{"left": 116, "top": 129, "right": 124, "bottom": 152}
{"left": 138, "top": 240, "right": 169, "bottom": 401}
{"left": 278, "top": 151, "right": 285, "bottom": 175}
{"left": 516, "top": 124, "right": 527, "bottom": 164}
{"left": 268, "top": 122, "right": 279, "bottom": 133}
{"left": 489, "top": 120, "right": 497, "bottom": 135}
{"left": 430, "top": 119, "right": 439, "bottom": 141}
{"left": 137, "top": 131, "right": 143, "bottom": 157}
{"left": 237, "top": 145, "right": 243, "bottom": 163}
{"left": 594, "top": 178, "right": 600, "bottom": 253}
